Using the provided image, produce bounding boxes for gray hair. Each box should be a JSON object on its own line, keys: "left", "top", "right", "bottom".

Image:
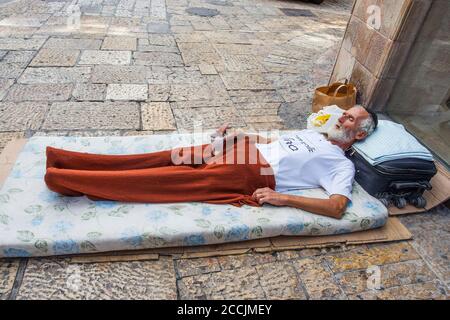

{"left": 355, "top": 105, "right": 376, "bottom": 137}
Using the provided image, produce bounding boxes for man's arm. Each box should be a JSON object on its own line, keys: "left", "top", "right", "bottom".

{"left": 212, "top": 124, "right": 275, "bottom": 145}
{"left": 252, "top": 188, "right": 348, "bottom": 219}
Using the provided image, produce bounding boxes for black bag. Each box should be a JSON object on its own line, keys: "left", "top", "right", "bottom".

{"left": 346, "top": 148, "right": 437, "bottom": 209}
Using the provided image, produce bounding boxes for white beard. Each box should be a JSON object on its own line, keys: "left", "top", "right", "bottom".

{"left": 327, "top": 125, "right": 353, "bottom": 143}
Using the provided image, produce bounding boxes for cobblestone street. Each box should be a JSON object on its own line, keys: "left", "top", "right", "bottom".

{"left": 0, "top": 0, "right": 448, "bottom": 300}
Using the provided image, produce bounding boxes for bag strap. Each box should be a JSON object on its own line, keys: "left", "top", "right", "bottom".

{"left": 333, "top": 84, "right": 349, "bottom": 97}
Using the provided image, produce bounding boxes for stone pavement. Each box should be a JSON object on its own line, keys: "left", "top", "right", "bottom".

{"left": 0, "top": 0, "right": 448, "bottom": 300}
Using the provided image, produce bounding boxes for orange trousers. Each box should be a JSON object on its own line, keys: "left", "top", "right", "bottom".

{"left": 44, "top": 136, "right": 275, "bottom": 207}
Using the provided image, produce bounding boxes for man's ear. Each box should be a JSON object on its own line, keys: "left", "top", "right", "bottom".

{"left": 355, "top": 130, "right": 368, "bottom": 141}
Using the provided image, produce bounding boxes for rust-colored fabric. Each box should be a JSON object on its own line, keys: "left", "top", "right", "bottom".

{"left": 44, "top": 136, "right": 275, "bottom": 207}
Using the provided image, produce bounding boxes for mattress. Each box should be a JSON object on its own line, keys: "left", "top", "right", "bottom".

{"left": 0, "top": 133, "right": 388, "bottom": 258}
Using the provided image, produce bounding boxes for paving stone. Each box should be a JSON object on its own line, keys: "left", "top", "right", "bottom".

{"left": 265, "top": 72, "right": 315, "bottom": 94}
{"left": 209, "top": 15, "right": 232, "bottom": 30}
{"left": 42, "top": 102, "right": 140, "bottom": 130}
{"left": 141, "top": 102, "right": 176, "bottom": 130}
{"left": 147, "top": 22, "right": 170, "bottom": 33}
{"left": 349, "top": 280, "right": 448, "bottom": 300}
{"left": 336, "top": 258, "right": 438, "bottom": 295}
{"left": 400, "top": 212, "right": 450, "bottom": 283}
{"left": 427, "top": 205, "right": 450, "bottom": 228}
{"left": 0, "top": 37, "right": 45, "bottom": 50}
{"left": 137, "top": 43, "right": 179, "bottom": 53}
{"left": 16, "top": 257, "right": 177, "bottom": 299}
{"left": 110, "top": 16, "right": 144, "bottom": 30}
{"left": 167, "top": 68, "right": 205, "bottom": 84}
{"left": 0, "top": 63, "right": 24, "bottom": 79}
{"left": 241, "top": 111, "right": 281, "bottom": 121}
{"left": 242, "top": 115, "right": 284, "bottom": 124}
{"left": 399, "top": 211, "right": 439, "bottom": 230}
{"left": 178, "top": 42, "right": 221, "bottom": 66}
{"left": 0, "top": 79, "right": 14, "bottom": 101}
{"left": 0, "top": 131, "right": 25, "bottom": 153}
{"left": 177, "top": 266, "right": 266, "bottom": 299}
{"left": 204, "top": 31, "right": 253, "bottom": 44}
{"left": 191, "top": 20, "right": 215, "bottom": 31}
{"left": 174, "top": 32, "right": 208, "bottom": 43}
{"left": 170, "top": 100, "right": 233, "bottom": 109}
{"left": 106, "top": 84, "right": 148, "bottom": 101}
{"left": 0, "top": 260, "right": 19, "bottom": 300}
{"left": 0, "top": 27, "right": 37, "bottom": 38}
{"left": 148, "top": 84, "right": 170, "bottom": 101}
{"left": 0, "top": 102, "right": 48, "bottom": 131}
{"left": 169, "top": 83, "right": 211, "bottom": 101}
{"left": 229, "top": 90, "right": 284, "bottom": 103}
{"left": 199, "top": 63, "right": 218, "bottom": 75}
{"left": 0, "top": 51, "right": 7, "bottom": 60}
{"left": 275, "top": 250, "right": 307, "bottom": 261}
{"left": 91, "top": 65, "right": 148, "bottom": 84}
{"left": 43, "top": 38, "right": 102, "bottom": 50}
{"left": 325, "top": 242, "right": 420, "bottom": 273}
{"left": 206, "top": 0, "right": 233, "bottom": 7}
{"left": 186, "top": 7, "right": 220, "bottom": 17}
{"left": 29, "top": 48, "right": 79, "bottom": 67}
{"left": 2, "top": 50, "right": 36, "bottom": 67}
{"left": 0, "top": 14, "right": 50, "bottom": 28}
{"left": 222, "top": 54, "right": 266, "bottom": 72}
{"left": 72, "top": 83, "right": 107, "bottom": 101}
{"left": 4, "top": 83, "right": 73, "bottom": 101}
{"left": 213, "top": 43, "right": 263, "bottom": 56}
{"left": 147, "top": 66, "right": 171, "bottom": 84}
{"left": 278, "top": 98, "right": 313, "bottom": 130}
{"left": 292, "top": 257, "right": 347, "bottom": 299}
{"left": 147, "top": 34, "right": 176, "bottom": 46}
{"left": 277, "top": 245, "right": 363, "bottom": 262}
{"left": 133, "top": 51, "right": 183, "bottom": 66}
{"left": 173, "top": 106, "right": 245, "bottom": 130}
{"left": 203, "top": 75, "right": 230, "bottom": 100}
{"left": 177, "top": 42, "right": 217, "bottom": 55}
{"left": 18, "top": 67, "right": 91, "bottom": 84}
{"left": 170, "top": 25, "right": 194, "bottom": 33}
{"left": 101, "top": 36, "right": 137, "bottom": 51}
{"left": 256, "top": 261, "right": 307, "bottom": 299}
{"left": 218, "top": 253, "right": 277, "bottom": 271}
{"left": 235, "top": 102, "right": 280, "bottom": 112}
{"left": 79, "top": 50, "right": 131, "bottom": 65}
{"left": 77, "top": 16, "right": 110, "bottom": 33}
{"left": 220, "top": 72, "right": 273, "bottom": 90}
{"left": 174, "top": 257, "right": 221, "bottom": 278}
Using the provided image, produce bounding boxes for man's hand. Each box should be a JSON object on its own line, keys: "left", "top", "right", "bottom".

{"left": 212, "top": 123, "right": 230, "bottom": 138}
{"left": 252, "top": 188, "right": 286, "bottom": 206}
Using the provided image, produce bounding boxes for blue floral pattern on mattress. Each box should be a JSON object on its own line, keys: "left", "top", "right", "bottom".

{"left": 0, "top": 133, "right": 388, "bottom": 257}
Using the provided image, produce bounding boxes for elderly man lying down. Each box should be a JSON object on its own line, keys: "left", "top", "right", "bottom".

{"left": 45, "top": 106, "right": 377, "bottom": 219}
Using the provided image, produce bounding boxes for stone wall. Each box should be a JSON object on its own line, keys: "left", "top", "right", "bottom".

{"left": 330, "top": 0, "right": 433, "bottom": 111}
{"left": 387, "top": 0, "right": 449, "bottom": 114}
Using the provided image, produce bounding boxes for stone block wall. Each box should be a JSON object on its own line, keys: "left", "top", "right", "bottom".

{"left": 330, "top": 0, "right": 433, "bottom": 111}
{"left": 387, "top": 0, "right": 450, "bottom": 115}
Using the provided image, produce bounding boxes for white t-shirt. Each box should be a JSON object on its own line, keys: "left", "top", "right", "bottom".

{"left": 255, "top": 130, "right": 355, "bottom": 200}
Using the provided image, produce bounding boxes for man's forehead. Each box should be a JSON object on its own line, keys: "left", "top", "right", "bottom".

{"left": 347, "top": 106, "right": 369, "bottom": 118}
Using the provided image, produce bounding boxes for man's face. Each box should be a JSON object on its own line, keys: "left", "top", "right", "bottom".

{"left": 328, "top": 107, "right": 370, "bottom": 143}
